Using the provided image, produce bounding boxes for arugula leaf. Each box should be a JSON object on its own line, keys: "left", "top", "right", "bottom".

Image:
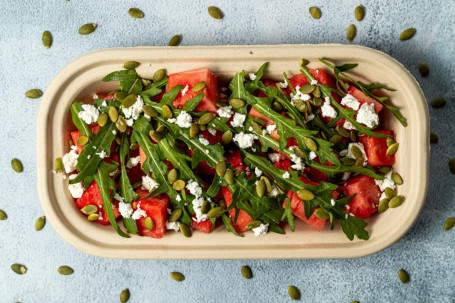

{"left": 182, "top": 93, "right": 204, "bottom": 112}
{"left": 70, "top": 121, "right": 117, "bottom": 184}
{"left": 207, "top": 174, "right": 222, "bottom": 197}
{"left": 282, "top": 196, "right": 295, "bottom": 232}
{"left": 94, "top": 161, "right": 129, "bottom": 238}
{"left": 221, "top": 214, "right": 243, "bottom": 237}
{"left": 140, "top": 86, "right": 162, "bottom": 98}
{"left": 160, "top": 85, "right": 183, "bottom": 106}
{"left": 70, "top": 102, "right": 94, "bottom": 139}
{"left": 102, "top": 69, "right": 142, "bottom": 95}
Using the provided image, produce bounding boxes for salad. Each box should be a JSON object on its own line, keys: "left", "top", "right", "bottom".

{"left": 54, "top": 59, "right": 406, "bottom": 241}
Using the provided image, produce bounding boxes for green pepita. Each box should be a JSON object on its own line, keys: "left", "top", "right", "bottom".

{"left": 222, "top": 130, "right": 233, "bottom": 145}
{"left": 313, "top": 86, "right": 322, "bottom": 98}
{"left": 309, "top": 7, "right": 321, "bottom": 19}
{"left": 168, "top": 169, "right": 178, "bottom": 184}
{"left": 57, "top": 265, "right": 74, "bottom": 275}
{"left": 189, "top": 123, "right": 199, "bottom": 138}
{"left": 116, "top": 116, "right": 127, "bottom": 133}
{"left": 430, "top": 132, "right": 438, "bottom": 144}
{"left": 129, "top": 142, "right": 139, "bottom": 150}
{"left": 78, "top": 23, "right": 97, "bottom": 35}
{"left": 449, "top": 159, "right": 455, "bottom": 174}
{"left": 155, "top": 121, "right": 166, "bottom": 133}
{"left": 97, "top": 112, "right": 108, "bottom": 126}
{"left": 149, "top": 130, "right": 163, "bottom": 143}
{"left": 350, "top": 145, "right": 363, "bottom": 159}
{"left": 11, "top": 158, "right": 23, "bottom": 173}
{"left": 170, "top": 272, "right": 185, "bottom": 282}
{"left": 0, "top": 210, "right": 7, "bottom": 220}
{"left": 250, "top": 121, "right": 263, "bottom": 135}
{"left": 216, "top": 159, "right": 227, "bottom": 177}
{"left": 142, "top": 105, "right": 158, "bottom": 117}
{"left": 54, "top": 157, "right": 64, "bottom": 173}
{"left": 169, "top": 209, "right": 182, "bottom": 223}
{"left": 42, "top": 31, "right": 52, "bottom": 49}
{"left": 346, "top": 24, "right": 356, "bottom": 42}
{"left": 271, "top": 101, "right": 283, "bottom": 112}
{"left": 378, "top": 198, "right": 390, "bottom": 213}
{"left": 200, "top": 124, "right": 207, "bottom": 131}
{"left": 122, "top": 94, "right": 138, "bottom": 108}
{"left": 329, "top": 134, "right": 342, "bottom": 145}
{"left": 224, "top": 169, "right": 234, "bottom": 185}
{"left": 246, "top": 220, "right": 261, "bottom": 230}
{"left": 241, "top": 266, "right": 252, "bottom": 279}
{"left": 81, "top": 205, "right": 98, "bottom": 215}
{"left": 419, "top": 63, "right": 429, "bottom": 77}
{"left": 384, "top": 187, "right": 396, "bottom": 199}
{"left": 123, "top": 61, "right": 139, "bottom": 70}
{"left": 216, "top": 100, "right": 227, "bottom": 107}
{"left": 172, "top": 180, "right": 186, "bottom": 191}
{"left": 304, "top": 137, "right": 317, "bottom": 152}
{"left": 198, "top": 113, "right": 216, "bottom": 125}
{"left": 294, "top": 99, "right": 306, "bottom": 112}
{"left": 153, "top": 69, "right": 165, "bottom": 82}
{"left": 208, "top": 6, "right": 223, "bottom": 19}
{"left": 108, "top": 106, "right": 118, "bottom": 122}
{"left": 300, "top": 84, "right": 316, "bottom": 94}
{"left": 343, "top": 158, "right": 356, "bottom": 166}
{"left": 313, "top": 97, "right": 322, "bottom": 106}
{"left": 168, "top": 35, "right": 181, "bottom": 47}
{"left": 292, "top": 147, "right": 305, "bottom": 160}
{"left": 378, "top": 166, "right": 392, "bottom": 174}
{"left": 120, "top": 288, "right": 130, "bottom": 303}
{"left": 398, "top": 269, "right": 409, "bottom": 283}
{"left": 115, "top": 137, "right": 122, "bottom": 145}
{"left": 207, "top": 206, "right": 224, "bottom": 219}
{"left": 229, "top": 98, "right": 245, "bottom": 109}
{"left": 431, "top": 97, "right": 446, "bottom": 108}
{"left": 256, "top": 179, "right": 266, "bottom": 198}
{"left": 25, "top": 89, "right": 42, "bottom": 99}
{"left": 261, "top": 176, "right": 272, "bottom": 193}
{"left": 128, "top": 8, "right": 144, "bottom": 18}
{"left": 444, "top": 217, "right": 454, "bottom": 231}
{"left": 87, "top": 213, "right": 100, "bottom": 221}
{"left": 336, "top": 125, "right": 350, "bottom": 138}
{"left": 399, "top": 28, "right": 416, "bottom": 41}
{"left": 180, "top": 223, "right": 192, "bottom": 238}
{"left": 144, "top": 217, "right": 154, "bottom": 231}
{"left": 350, "top": 131, "right": 357, "bottom": 142}
{"left": 11, "top": 264, "right": 27, "bottom": 275}
{"left": 132, "top": 180, "right": 142, "bottom": 189}
{"left": 299, "top": 59, "right": 309, "bottom": 67}
{"left": 386, "top": 143, "right": 399, "bottom": 156}
{"left": 389, "top": 196, "right": 404, "bottom": 208}
{"left": 77, "top": 136, "right": 89, "bottom": 146}
{"left": 192, "top": 81, "right": 206, "bottom": 92}
{"left": 387, "top": 137, "right": 395, "bottom": 147}
{"left": 354, "top": 156, "right": 365, "bottom": 167}
{"left": 297, "top": 189, "right": 314, "bottom": 201}
{"left": 354, "top": 5, "right": 365, "bottom": 21}
{"left": 201, "top": 201, "right": 210, "bottom": 214}
{"left": 314, "top": 208, "right": 329, "bottom": 220}
{"left": 287, "top": 286, "right": 301, "bottom": 300}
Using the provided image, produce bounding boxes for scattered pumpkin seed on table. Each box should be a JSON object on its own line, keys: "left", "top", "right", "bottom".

{"left": 168, "top": 35, "right": 181, "bottom": 46}
{"left": 0, "top": 210, "right": 7, "bottom": 220}
{"left": 120, "top": 288, "right": 130, "bottom": 303}
{"left": 444, "top": 217, "right": 454, "bottom": 231}
{"left": 78, "top": 23, "right": 97, "bottom": 35}
{"left": 128, "top": 8, "right": 144, "bottom": 18}
{"left": 287, "top": 285, "right": 301, "bottom": 300}
{"left": 170, "top": 272, "right": 185, "bottom": 282}
{"left": 346, "top": 24, "right": 357, "bottom": 41}
{"left": 354, "top": 5, "right": 365, "bottom": 21}
{"left": 419, "top": 63, "right": 429, "bottom": 77}
{"left": 35, "top": 216, "right": 46, "bottom": 231}
{"left": 42, "top": 30, "right": 52, "bottom": 49}
{"left": 399, "top": 28, "right": 416, "bottom": 41}
{"left": 309, "top": 7, "right": 321, "bottom": 19}
{"left": 57, "top": 265, "right": 74, "bottom": 275}
{"left": 430, "top": 132, "right": 438, "bottom": 144}
{"left": 25, "top": 89, "right": 42, "bottom": 99}
{"left": 449, "top": 158, "right": 455, "bottom": 174}
{"left": 11, "top": 158, "right": 23, "bottom": 173}
{"left": 241, "top": 265, "right": 252, "bottom": 279}
{"left": 398, "top": 269, "right": 409, "bottom": 283}
{"left": 11, "top": 264, "right": 27, "bottom": 275}
{"left": 431, "top": 97, "right": 446, "bottom": 108}
{"left": 208, "top": 6, "right": 223, "bottom": 19}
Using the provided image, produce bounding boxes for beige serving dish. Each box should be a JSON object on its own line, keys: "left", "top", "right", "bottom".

{"left": 37, "top": 44, "right": 429, "bottom": 259}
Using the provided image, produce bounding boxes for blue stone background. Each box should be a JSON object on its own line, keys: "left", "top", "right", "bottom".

{"left": 1, "top": 0, "right": 454, "bottom": 302}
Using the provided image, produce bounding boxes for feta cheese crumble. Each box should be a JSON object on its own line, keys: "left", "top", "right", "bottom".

{"left": 290, "top": 154, "right": 305, "bottom": 172}
{"left": 233, "top": 132, "right": 257, "bottom": 149}
{"left": 282, "top": 172, "right": 290, "bottom": 179}
{"left": 268, "top": 153, "right": 281, "bottom": 163}
{"left": 126, "top": 156, "right": 141, "bottom": 169}
{"left": 230, "top": 113, "right": 246, "bottom": 128}
{"left": 375, "top": 171, "right": 396, "bottom": 192}
{"left": 122, "top": 95, "right": 144, "bottom": 121}
{"left": 68, "top": 174, "right": 84, "bottom": 198}
{"left": 252, "top": 223, "right": 269, "bottom": 236}
{"left": 340, "top": 94, "right": 360, "bottom": 111}
{"left": 199, "top": 137, "right": 210, "bottom": 146}
{"left": 307, "top": 113, "right": 315, "bottom": 121}
{"left": 311, "top": 79, "right": 318, "bottom": 85}
{"left": 249, "top": 73, "right": 257, "bottom": 81}
{"left": 192, "top": 197, "right": 207, "bottom": 223}
{"left": 356, "top": 103, "right": 379, "bottom": 128}
{"left": 174, "top": 111, "right": 192, "bottom": 128}
{"left": 346, "top": 143, "right": 368, "bottom": 166}
{"left": 278, "top": 79, "right": 288, "bottom": 88}
{"left": 62, "top": 146, "right": 79, "bottom": 173}
{"left": 141, "top": 175, "right": 159, "bottom": 192}
{"left": 207, "top": 128, "right": 217, "bottom": 136}
{"left": 265, "top": 124, "right": 276, "bottom": 134}
{"left": 309, "top": 151, "right": 317, "bottom": 160}
{"left": 118, "top": 202, "right": 134, "bottom": 218}
{"left": 343, "top": 120, "right": 356, "bottom": 130}
{"left": 291, "top": 86, "right": 311, "bottom": 102}
{"left": 268, "top": 186, "right": 279, "bottom": 198}
{"left": 217, "top": 106, "right": 233, "bottom": 118}
{"left": 78, "top": 104, "right": 99, "bottom": 124}
{"left": 186, "top": 180, "right": 203, "bottom": 197}
{"left": 166, "top": 221, "right": 180, "bottom": 231}
{"left": 131, "top": 204, "right": 147, "bottom": 220}
{"left": 93, "top": 93, "right": 99, "bottom": 100}
{"left": 254, "top": 167, "right": 262, "bottom": 177}
{"left": 95, "top": 150, "right": 107, "bottom": 159}
{"left": 181, "top": 84, "right": 189, "bottom": 97}
{"left": 321, "top": 97, "right": 337, "bottom": 118}
{"left": 330, "top": 199, "right": 336, "bottom": 206}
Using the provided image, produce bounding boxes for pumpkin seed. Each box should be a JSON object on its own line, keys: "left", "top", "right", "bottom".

{"left": 313, "top": 97, "right": 322, "bottom": 106}
{"left": 129, "top": 142, "right": 139, "bottom": 151}
{"left": 354, "top": 5, "right": 365, "bottom": 21}
{"left": 350, "top": 131, "right": 357, "bottom": 142}
{"left": 97, "top": 112, "right": 108, "bottom": 126}
{"left": 354, "top": 156, "right": 365, "bottom": 167}
{"left": 87, "top": 213, "right": 100, "bottom": 221}
{"left": 0, "top": 210, "right": 7, "bottom": 220}
{"left": 419, "top": 63, "right": 429, "bottom": 77}
{"left": 189, "top": 123, "right": 199, "bottom": 138}
{"left": 350, "top": 145, "right": 363, "bottom": 159}
{"left": 300, "top": 84, "right": 316, "bottom": 94}
{"left": 81, "top": 205, "right": 98, "bottom": 215}
{"left": 180, "top": 223, "right": 192, "bottom": 237}
{"left": 216, "top": 100, "right": 227, "bottom": 107}
{"left": 115, "top": 137, "right": 122, "bottom": 145}
{"left": 218, "top": 199, "right": 227, "bottom": 209}
{"left": 216, "top": 159, "right": 227, "bottom": 177}
{"left": 168, "top": 169, "right": 178, "bottom": 184}
{"left": 297, "top": 189, "right": 314, "bottom": 201}
{"left": 192, "top": 81, "right": 206, "bottom": 92}
{"left": 304, "top": 137, "right": 317, "bottom": 152}
{"left": 398, "top": 269, "right": 409, "bottom": 283}
{"left": 161, "top": 105, "right": 172, "bottom": 119}
{"left": 246, "top": 220, "right": 261, "bottom": 230}
{"left": 132, "top": 180, "right": 142, "bottom": 189}
{"left": 386, "top": 143, "right": 399, "bottom": 156}
{"left": 329, "top": 134, "right": 342, "bottom": 145}
{"left": 57, "top": 265, "right": 73, "bottom": 275}
{"left": 261, "top": 176, "right": 272, "bottom": 193}
{"left": 42, "top": 30, "right": 52, "bottom": 49}
{"left": 149, "top": 130, "right": 163, "bottom": 142}
{"left": 208, "top": 6, "right": 223, "bottom": 19}
{"left": 444, "top": 217, "right": 455, "bottom": 231}
{"left": 378, "top": 166, "right": 392, "bottom": 174}
{"left": 25, "top": 89, "right": 42, "bottom": 99}
{"left": 389, "top": 196, "right": 404, "bottom": 208}
{"left": 53, "top": 157, "right": 64, "bottom": 173}
{"left": 430, "top": 132, "right": 438, "bottom": 144}
{"left": 336, "top": 125, "right": 350, "bottom": 138}
{"left": 142, "top": 105, "right": 158, "bottom": 118}
{"left": 169, "top": 209, "right": 182, "bottom": 223}
{"left": 346, "top": 24, "right": 356, "bottom": 41}
{"left": 378, "top": 198, "right": 390, "bottom": 213}
{"left": 168, "top": 35, "right": 181, "bottom": 46}
{"left": 11, "top": 158, "right": 23, "bottom": 173}
{"left": 290, "top": 147, "right": 304, "bottom": 159}
{"left": 313, "top": 86, "right": 322, "bottom": 98}
{"left": 299, "top": 59, "right": 309, "bottom": 67}
{"left": 76, "top": 136, "right": 88, "bottom": 146}
{"left": 116, "top": 116, "right": 127, "bottom": 133}
{"left": 123, "top": 61, "right": 139, "bottom": 70}
{"left": 309, "top": 7, "right": 321, "bottom": 19}
{"left": 271, "top": 101, "right": 283, "bottom": 112}
{"left": 352, "top": 301, "right": 360, "bottom": 303}
{"left": 11, "top": 264, "right": 27, "bottom": 275}
{"left": 431, "top": 97, "right": 446, "bottom": 108}
{"left": 314, "top": 208, "right": 329, "bottom": 220}
{"left": 229, "top": 98, "right": 245, "bottom": 109}
{"left": 120, "top": 288, "right": 130, "bottom": 303}
{"left": 384, "top": 187, "right": 396, "bottom": 199}
{"left": 198, "top": 113, "right": 215, "bottom": 125}
{"left": 294, "top": 99, "right": 307, "bottom": 112}
{"left": 200, "top": 124, "right": 207, "bottom": 131}
{"left": 343, "top": 158, "right": 355, "bottom": 166}
{"left": 78, "top": 23, "right": 97, "bottom": 35}
{"left": 142, "top": 79, "right": 150, "bottom": 87}
{"left": 399, "top": 28, "right": 416, "bottom": 41}
{"left": 128, "top": 7, "right": 144, "bottom": 18}
{"left": 108, "top": 106, "right": 118, "bottom": 122}
{"left": 201, "top": 201, "right": 210, "bottom": 214}
{"left": 386, "top": 137, "right": 395, "bottom": 147}
{"left": 207, "top": 207, "right": 224, "bottom": 219}
{"left": 155, "top": 121, "right": 166, "bottom": 132}
{"left": 449, "top": 159, "right": 455, "bottom": 174}
{"left": 122, "top": 94, "right": 137, "bottom": 108}
{"left": 170, "top": 272, "right": 185, "bottom": 282}
{"left": 173, "top": 180, "right": 186, "bottom": 191}
{"left": 241, "top": 266, "right": 252, "bottom": 279}
{"left": 144, "top": 217, "right": 154, "bottom": 231}
{"left": 224, "top": 169, "right": 234, "bottom": 185}
{"left": 256, "top": 179, "right": 266, "bottom": 198}
{"left": 250, "top": 121, "right": 263, "bottom": 135}
{"left": 153, "top": 69, "right": 165, "bottom": 82}
{"left": 287, "top": 286, "right": 301, "bottom": 300}
{"left": 222, "top": 130, "right": 233, "bottom": 145}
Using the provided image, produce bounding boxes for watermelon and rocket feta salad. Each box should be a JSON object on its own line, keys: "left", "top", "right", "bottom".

{"left": 55, "top": 59, "right": 407, "bottom": 241}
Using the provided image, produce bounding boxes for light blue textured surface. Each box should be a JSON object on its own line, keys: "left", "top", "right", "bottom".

{"left": 1, "top": 0, "right": 454, "bottom": 302}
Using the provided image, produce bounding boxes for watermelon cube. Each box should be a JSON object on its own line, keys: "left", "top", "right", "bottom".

{"left": 221, "top": 186, "right": 253, "bottom": 233}
{"left": 135, "top": 189, "right": 170, "bottom": 238}
{"left": 338, "top": 175, "right": 381, "bottom": 219}
{"left": 70, "top": 125, "right": 101, "bottom": 154}
{"left": 347, "top": 86, "right": 383, "bottom": 113}
{"left": 190, "top": 215, "right": 213, "bottom": 234}
{"left": 358, "top": 130, "right": 396, "bottom": 167}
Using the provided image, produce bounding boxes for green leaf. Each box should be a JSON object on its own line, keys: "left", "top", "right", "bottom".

{"left": 160, "top": 85, "right": 183, "bottom": 106}
{"left": 103, "top": 69, "right": 137, "bottom": 82}
{"left": 70, "top": 102, "right": 94, "bottom": 139}
{"left": 70, "top": 121, "right": 117, "bottom": 184}
{"left": 207, "top": 174, "right": 222, "bottom": 197}
{"left": 93, "top": 161, "right": 129, "bottom": 238}
{"left": 119, "top": 134, "right": 139, "bottom": 203}
{"left": 182, "top": 93, "right": 204, "bottom": 112}
{"left": 309, "top": 162, "right": 384, "bottom": 180}
{"left": 221, "top": 214, "right": 243, "bottom": 237}
{"left": 140, "top": 86, "right": 162, "bottom": 98}
{"left": 338, "top": 214, "right": 369, "bottom": 240}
